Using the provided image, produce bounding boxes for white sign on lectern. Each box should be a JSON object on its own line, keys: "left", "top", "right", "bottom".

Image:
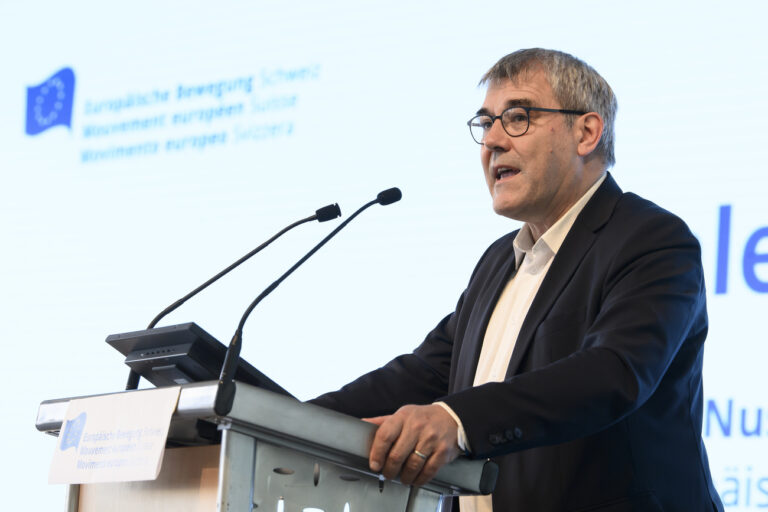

{"left": 49, "top": 386, "right": 181, "bottom": 484}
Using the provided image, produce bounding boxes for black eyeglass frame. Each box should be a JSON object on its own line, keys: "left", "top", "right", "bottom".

{"left": 467, "top": 106, "right": 587, "bottom": 144}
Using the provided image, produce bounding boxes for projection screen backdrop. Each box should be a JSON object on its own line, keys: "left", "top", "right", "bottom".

{"left": 1, "top": 1, "right": 766, "bottom": 509}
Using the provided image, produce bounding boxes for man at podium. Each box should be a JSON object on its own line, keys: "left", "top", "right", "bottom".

{"left": 311, "top": 48, "right": 723, "bottom": 512}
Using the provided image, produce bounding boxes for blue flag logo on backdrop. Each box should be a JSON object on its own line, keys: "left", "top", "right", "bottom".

{"left": 26, "top": 67, "right": 75, "bottom": 136}
{"left": 59, "top": 412, "right": 86, "bottom": 451}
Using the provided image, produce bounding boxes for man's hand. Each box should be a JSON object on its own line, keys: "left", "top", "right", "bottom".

{"left": 363, "top": 404, "right": 461, "bottom": 486}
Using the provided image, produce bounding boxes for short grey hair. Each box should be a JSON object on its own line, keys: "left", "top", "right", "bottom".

{"left": 481, "top": 48, "right": 617, "bottom": 168}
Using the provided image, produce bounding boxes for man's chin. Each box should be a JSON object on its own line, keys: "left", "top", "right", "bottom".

{"left": 492, "top": 202, "right": 524, "bottom": 221}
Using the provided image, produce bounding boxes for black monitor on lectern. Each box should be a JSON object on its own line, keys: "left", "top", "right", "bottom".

{"left": 106, "top": 322, "right": 292, "bottom": 397}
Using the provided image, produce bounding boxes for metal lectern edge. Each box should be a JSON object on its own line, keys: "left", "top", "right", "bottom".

{"left": 224, "top": 382, "right": 496, "bottom": 495}
{"left": 35, "top": 381, "right": 497, "bottom": 495}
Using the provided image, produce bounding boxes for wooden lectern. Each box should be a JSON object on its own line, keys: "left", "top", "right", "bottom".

{"left": 37, "top": 381, "right": 497, "bottom": 511}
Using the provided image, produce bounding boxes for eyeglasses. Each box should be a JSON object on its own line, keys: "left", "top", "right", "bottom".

{"left": 467, "top": 106, "right": 587, "bottom": 144}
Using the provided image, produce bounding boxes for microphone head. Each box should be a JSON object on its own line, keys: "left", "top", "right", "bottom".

{"left": 315, "top": 203, "right": 342, "bottom": 222}
{"left": 376, "top": 187, "right": 402, "bottom": 206}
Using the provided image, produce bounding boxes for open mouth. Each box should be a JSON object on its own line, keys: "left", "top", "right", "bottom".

{"left": 495, "top": 167, "right": 520, "bottom": 181}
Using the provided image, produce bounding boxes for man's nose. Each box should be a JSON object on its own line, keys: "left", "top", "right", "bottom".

{"left": 482, "top": 117, "right": 510, "bottom": 151}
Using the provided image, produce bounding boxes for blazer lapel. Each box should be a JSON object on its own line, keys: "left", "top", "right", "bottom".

{"left": 453, "top": 239, "right": 521, "bottom": 391}
{"left": 505, "top": 173, "right": 623, "bottom": 377}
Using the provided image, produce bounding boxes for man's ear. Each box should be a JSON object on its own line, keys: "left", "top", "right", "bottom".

{"left": 574, "top": 112, "right": 604, "bottom": 158}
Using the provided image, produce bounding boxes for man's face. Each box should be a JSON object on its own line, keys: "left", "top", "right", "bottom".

{"left": 479, "top": 72, "right": 586, "bottom": 236}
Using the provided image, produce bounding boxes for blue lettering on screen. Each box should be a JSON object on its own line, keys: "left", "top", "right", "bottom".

{"left": 176, "top": 76, "right": 253, "bottom": 100}
{"left": 71, "top": 67, "right": 316, "bottom": 163}
{"left": 716, "top": 205, "right": 732, "bottom": 294}
{"left": 81, "top": 142, "right": 159, "bottom": 163}
{"left": 171, "top": 103, "right": 244, "bottom": 124}
{"left": 165, "top": 132, "right": 227, "bottom": 151}
{"left": 82, "top": 115, "right": 166, "bottom": 138}
{"left": 705, "top": 399, "right": 767, "bottom": 438}
{"left": 714, "top": 205, "right": 768, "bottom": 294}
{"left": 717, "top": 465, "right": 768, "bottom": 508}
{"left": 744, "top": 227, "right": 768, "bottom": 293}
{"left": 84, "top": 89, "right": 169, "bottom": 115}
{"left": 25, "top": 67, "right": 75, "bottom": 136}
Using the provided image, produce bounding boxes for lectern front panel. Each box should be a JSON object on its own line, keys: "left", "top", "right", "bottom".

{"left": 76, "top": 445, "right": 219, "bottom": 512}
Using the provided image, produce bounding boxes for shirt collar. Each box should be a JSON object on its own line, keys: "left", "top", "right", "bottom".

{"left": 513, "top": 173, "right": 607, "bottom": 270}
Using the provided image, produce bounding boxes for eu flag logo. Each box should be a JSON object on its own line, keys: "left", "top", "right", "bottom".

{"left": 26, "top": 67, "right": 75, "bottom": 136}
{"left": 60, "top": 412, "right": 86, "bottom": 451}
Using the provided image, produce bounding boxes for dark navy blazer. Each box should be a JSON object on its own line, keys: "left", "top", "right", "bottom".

{"left": 311, "top": 174, "right": 724, "bottom": 511}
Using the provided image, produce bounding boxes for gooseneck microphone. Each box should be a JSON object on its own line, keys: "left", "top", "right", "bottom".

{"left": 214, "top": 187, "right": 402, "bottom": 414}
{"left": 124, "top": 202, "right": 341, "bottom": 390}
{"left": 376, "top": 187, "right": 402, "bottom": 205}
